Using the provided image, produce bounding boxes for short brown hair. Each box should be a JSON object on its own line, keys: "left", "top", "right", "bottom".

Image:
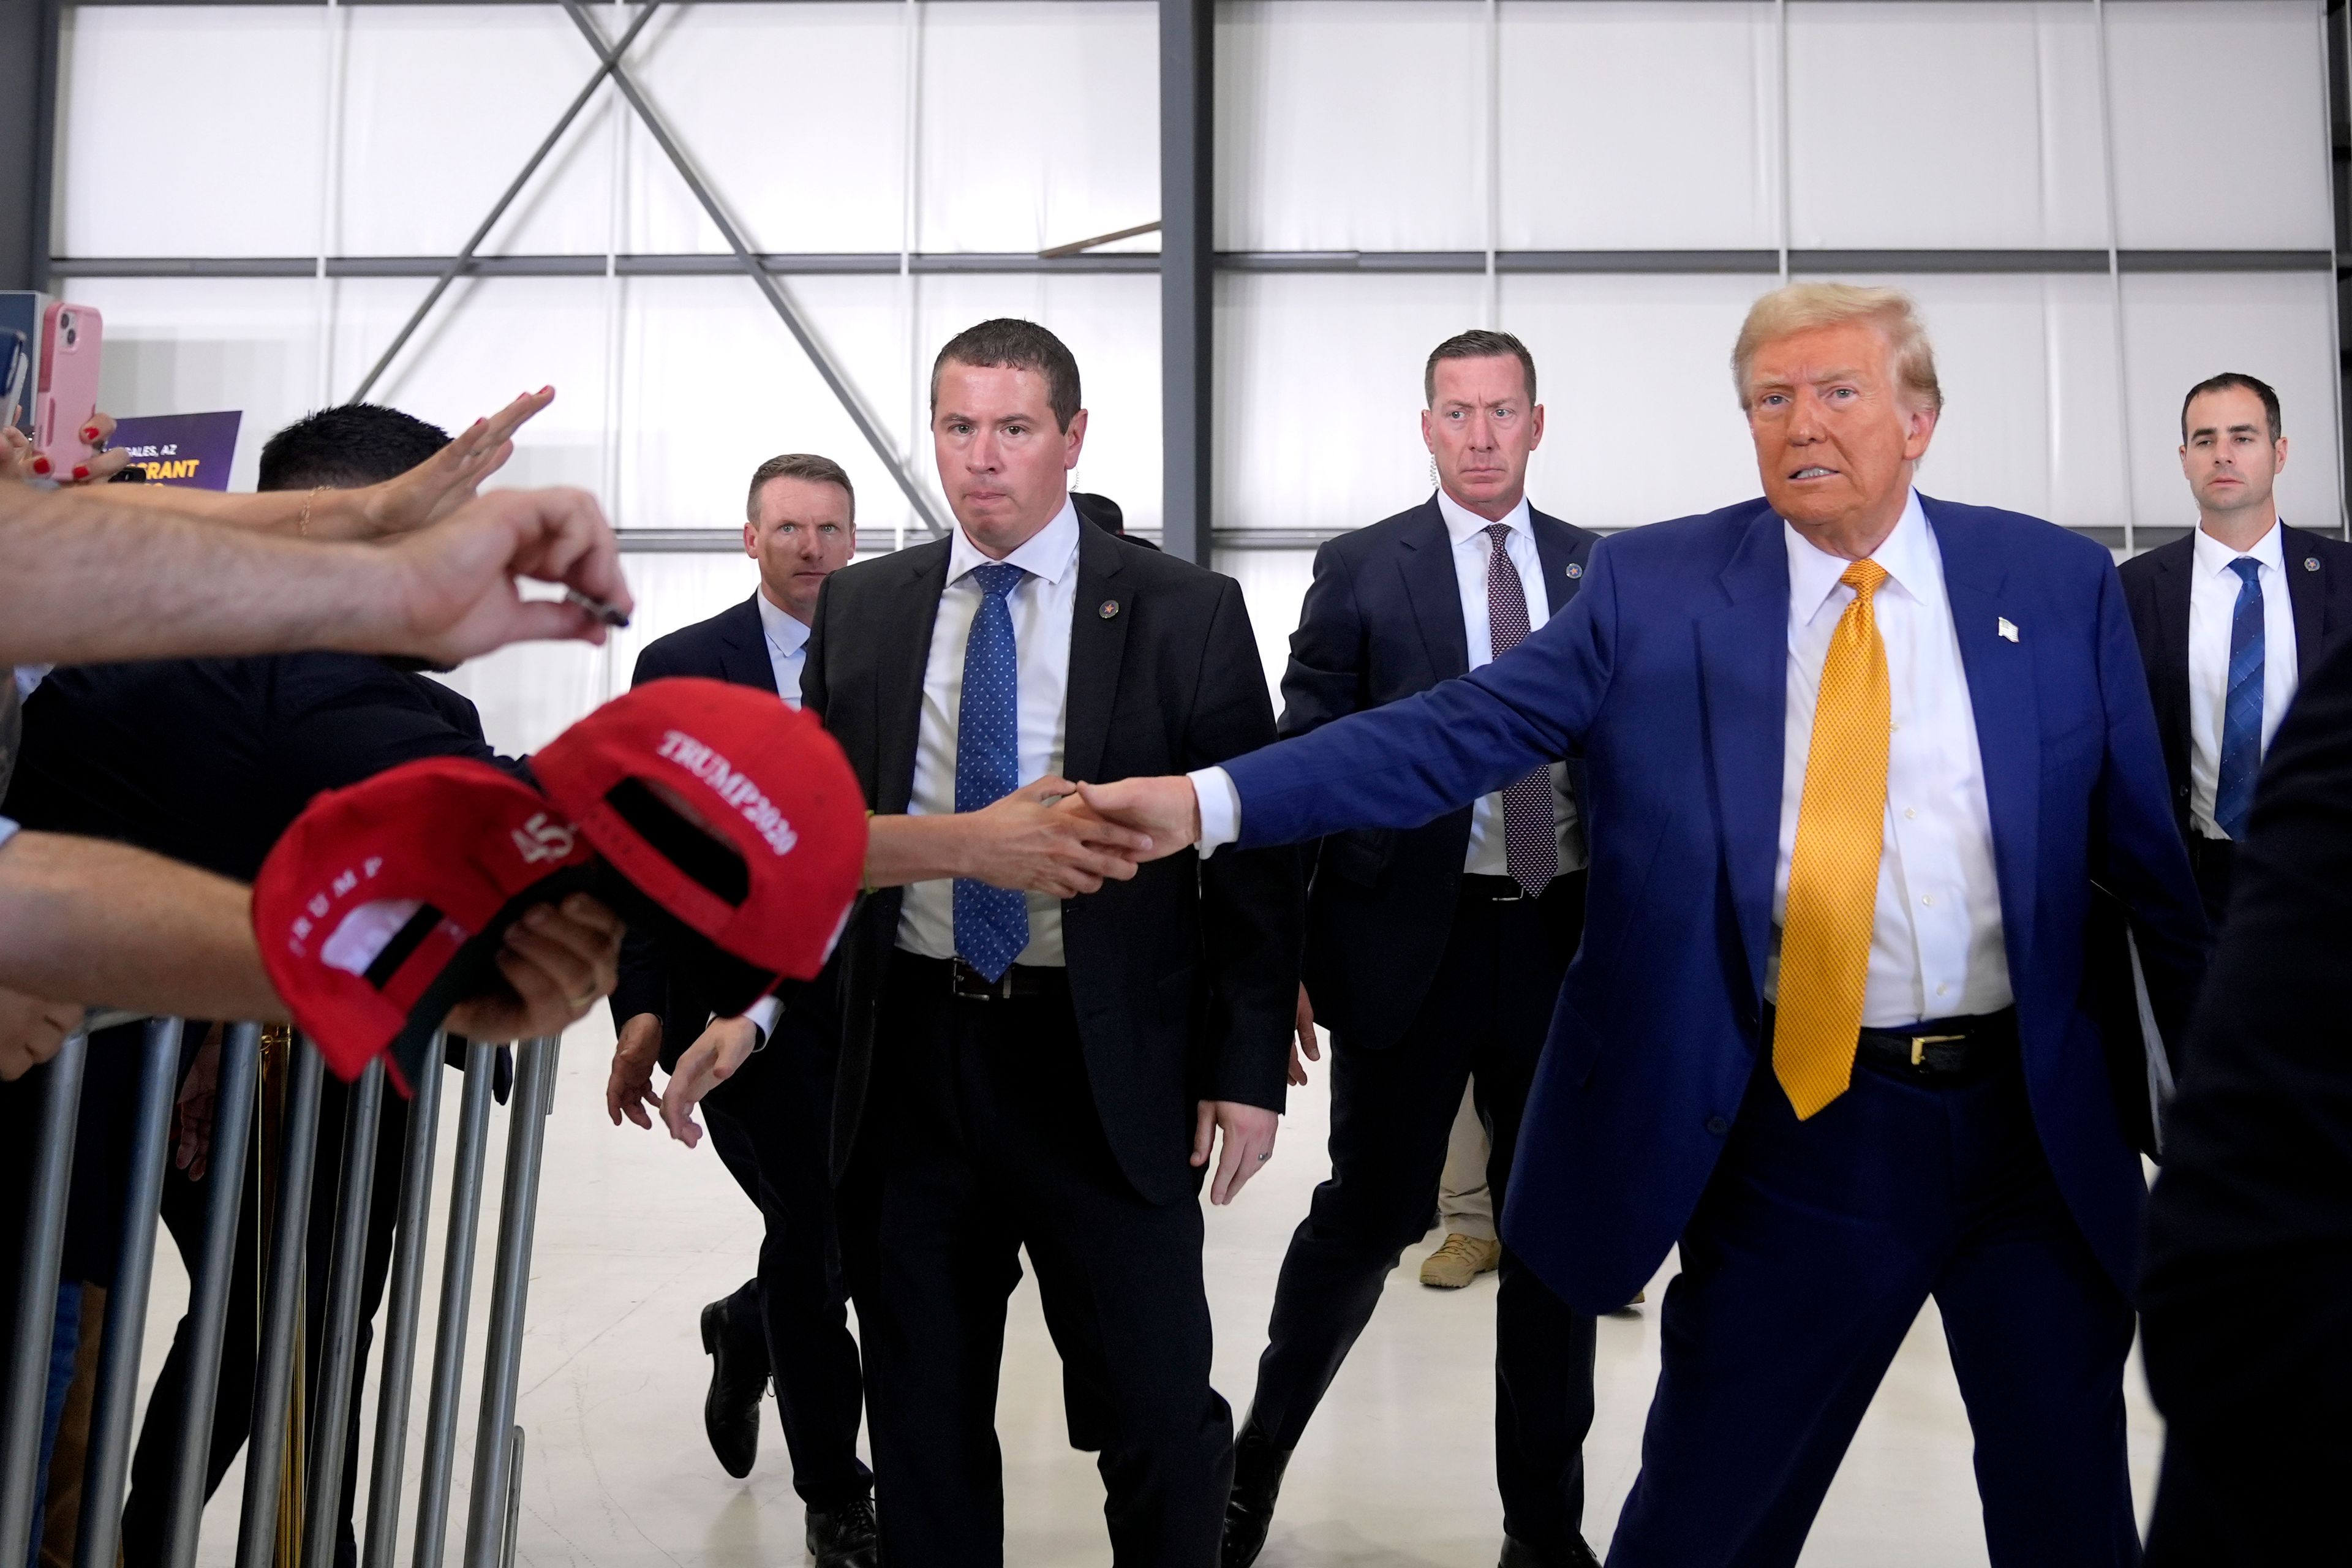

{"left": 1425, "top": 329, "right": 1537, "bottom": 407}
{"left": 2181, "top": 372, "right": 2282, "bottom": 442}
{"left": 930, "top": 318, "right": 1082, "bottom": 431}
{"left": 745, "top": 452, "right": 854, "bottom": 524}
{"left": 1732, "top": 283, "right": 1943, "bottom": 414}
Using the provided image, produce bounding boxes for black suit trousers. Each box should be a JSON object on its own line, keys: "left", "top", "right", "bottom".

{"left": 1248, "top": 872, "right": 1596, "bottom": 1551}
{"left": 845, "top": 954, "right": 1232, "bottom": 1568}
{"left": 699, "top": 1013, "right": 870, "bottom": 1510}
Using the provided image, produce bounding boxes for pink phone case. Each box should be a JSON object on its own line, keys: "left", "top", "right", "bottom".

{"left": 36, "top": 302, "right": 105, "bottom": 470}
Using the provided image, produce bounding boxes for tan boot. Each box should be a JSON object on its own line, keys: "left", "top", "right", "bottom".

{"left": 1419, "top": 1232, "right": 1502, "bottom": 1289}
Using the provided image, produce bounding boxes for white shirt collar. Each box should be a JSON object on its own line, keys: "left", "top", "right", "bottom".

{"left": 1784, "top": 488, "right": 1935, "bottom": 627}
{"left": 947, "top": 496, "right": 1082, "bottom": 589}
{"left": 1434, "top": 486, "right": 1534, "bottom": 548}
{"left": 2192, "top": 517, "right": 2286, "bottom": 580}
{"left": 754, "top": 588, "right": 810, "bottom": 657}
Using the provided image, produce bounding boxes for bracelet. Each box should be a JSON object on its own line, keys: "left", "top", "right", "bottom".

{"left": 296, "top": 486, "right": 322, "bottom": 538}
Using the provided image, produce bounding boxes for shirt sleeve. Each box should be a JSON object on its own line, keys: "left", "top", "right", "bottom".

{"left": 740, "top": 992, "right": 784, "bottom": 1048}
{"left": 1188, "top": 766, "right": 1242, "bottom": 856}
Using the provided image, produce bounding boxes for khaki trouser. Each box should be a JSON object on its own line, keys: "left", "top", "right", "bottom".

{"left": 1436, "top": 1083, "right": 1494, "bottom": 1241}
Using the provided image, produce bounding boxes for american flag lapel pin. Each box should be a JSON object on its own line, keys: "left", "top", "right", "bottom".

{"left": 1997, "top": 617, "right": 2019, "bottom": 643}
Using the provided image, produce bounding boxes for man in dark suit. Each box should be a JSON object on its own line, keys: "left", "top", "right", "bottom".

{"left": 2138, "top": 630, "right": 2352, "bottom": 1564}
{"left": 1224, "top": 330, "right": 1600, "bottom": 1568}
{"left": 2119, "top": 372, "right": 2352, "bottom": 924}
{"left": 1085, "top": 284, "right": 2207, "bottom": 1566}
{"left": 801, "top": 318, "right": 1302, "bottom": 1566}
{"left": 1, "top": 402, "right": 619, "bottom": 1568}
{"left": 602, "top": 453, "right": 876, "bottom": 1566}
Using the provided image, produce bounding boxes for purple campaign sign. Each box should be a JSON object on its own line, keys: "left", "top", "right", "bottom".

{"left": 110, "top": 410, "right": 241, "bottom": 491}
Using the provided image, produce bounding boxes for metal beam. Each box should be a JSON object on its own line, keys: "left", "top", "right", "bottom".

{"left": 556, "top": 0, "right": 949, "bottom": 537}
{"left": 50, "top": 251, "right": 1159, "bottom": 279}
{"left": 350, "top": 0, "right": 661, "bottom": 401}
{"left": 0, "top": 0, "right": 60, "bottom": 292}
{"left": 1159, "top": 0, "right": 1215, "bottom": 567}
{"left": 2330, "top": 0, "right": 2350, "bottom": 537}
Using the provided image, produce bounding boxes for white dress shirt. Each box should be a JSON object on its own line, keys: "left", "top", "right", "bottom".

{"left": 1770, "top": 491, "right": 2011, "bottom": 1026}
{"left": 1194, "top": 490, "right": 2013, "bottom": 1027}
{"left": 1433, "top": 488, "right": 1554, "bottom": 876}
{"left": 753, "top": 589, "right": 810, "bottom": 709}
{"left": 894, "top": 499, "right": 1080, "bottom": 967}
{"left": 2185, "top": 519, "right": 2298, "bottom": 840}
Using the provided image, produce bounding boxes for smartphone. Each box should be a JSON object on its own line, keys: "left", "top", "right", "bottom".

{"left": 1, "top": 331, "right": 26, "bottom": 432}
{"left": 36, "top": 302, "right": 104, "bottom": 469}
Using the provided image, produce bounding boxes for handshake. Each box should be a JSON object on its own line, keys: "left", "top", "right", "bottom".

{"left": 892, "top": 774, "right": 1210, "bottom": 898}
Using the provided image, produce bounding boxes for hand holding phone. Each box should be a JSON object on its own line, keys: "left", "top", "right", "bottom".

{"left": 36, "top": 303, "right": 104, "bottom": 471}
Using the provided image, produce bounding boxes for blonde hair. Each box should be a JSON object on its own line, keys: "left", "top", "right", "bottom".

{"left": 1732, "top": 283, "right": 1943, "bottom": 414}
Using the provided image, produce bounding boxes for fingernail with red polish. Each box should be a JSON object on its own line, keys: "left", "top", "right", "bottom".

{"left": 30, "top": 456, "right": 50, "bottom": 475}
{"left": 72, "top": 466, "right": 89, "bottom": 481}
{"left": 80, "top": 426, "right": 99, "bottom": 442}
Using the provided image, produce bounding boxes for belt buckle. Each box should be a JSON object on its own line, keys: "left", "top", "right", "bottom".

{"left": 950, "top": 961, "right": 1014, "bottom": 1001}
{"left": 1908, "top": 1032, "right": 1966, "bottom": 1068}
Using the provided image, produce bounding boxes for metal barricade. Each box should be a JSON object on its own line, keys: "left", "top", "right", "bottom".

{"left": 1, "top": 1022, "right": 564, "bottom": 1568}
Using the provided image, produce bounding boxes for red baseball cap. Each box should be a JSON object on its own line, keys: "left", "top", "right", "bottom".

{"left": 532, "top": 677, "right": 867, "bottom": 986}
{"left": 252, "top": 756, "right": 600, "bottom": 1092}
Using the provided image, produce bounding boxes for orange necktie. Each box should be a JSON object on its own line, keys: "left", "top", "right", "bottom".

{"left": 1774, "top": 559, "right": 1892, "bottom": 1120}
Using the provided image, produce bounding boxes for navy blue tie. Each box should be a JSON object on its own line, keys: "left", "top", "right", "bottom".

{"left": 953, "top": 562, "right": 1030, "bottom": 979}
{"left": 2215, "top": 556, "right": 2266, "bottom": 841}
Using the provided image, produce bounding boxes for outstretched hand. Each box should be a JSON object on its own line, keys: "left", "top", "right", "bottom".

{"left": 380, "top": 486, "right": 634, "bottom": 664}
{"left": 662, "top": 1016, "right": 761, "bottom": 1148}
{"left": 1074, "top": 777, "right": 1201, "bottom": 862}
{"left": 360, "top": 388, "right": 554, "bottom": 538}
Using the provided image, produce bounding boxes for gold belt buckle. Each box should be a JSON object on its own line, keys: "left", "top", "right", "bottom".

{"left": 1909, "top": 1033, "right": 1966, "bottom": 1067}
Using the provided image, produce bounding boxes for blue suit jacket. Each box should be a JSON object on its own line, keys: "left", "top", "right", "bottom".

{"left": 1226, "top": 494, "right": 2207, "bottom": 1314}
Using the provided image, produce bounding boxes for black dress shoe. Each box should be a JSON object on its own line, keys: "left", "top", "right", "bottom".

{"left": 1222, "top": 1427, "right": 1292, "bottom": 1568}
{"left": 699, "top": 1299, "right": 764, "bottom": 1479}
{"left": 1499, "top": 1533, "right": 1602, "bottom": 1568}
{"left": 805, "top": 1496, "right": 880, "bottom": 1568}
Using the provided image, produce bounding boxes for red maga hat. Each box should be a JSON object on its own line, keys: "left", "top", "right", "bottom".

{"left": 252, "top": 756, "right": 599, "bottom": 1092}
{"left": 532, "top": 677, "right": 867, "bottom": 985}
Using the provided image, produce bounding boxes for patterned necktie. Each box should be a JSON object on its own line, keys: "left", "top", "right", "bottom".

{"left": 952, "top": 562, "right": 1030, "bottom": 980}
{"left": 2214, "top": 557, "right": 2266, "bottom": 842}
{"left": 1774, "top": 559, "right": 1892, "bottom": 1120}
{"left": 1484, "top": 523, "right": 1559, "bottom": 897}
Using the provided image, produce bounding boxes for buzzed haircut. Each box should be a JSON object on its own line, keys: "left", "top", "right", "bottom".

{"left": 745, "top": 452, "right": 856, "bottom": 524}
{"left": 1425, "top": 329, "right": 1538, "bottom": 408}
{"left": 930, "top": 318, "right": 1082, "bottom": 432}
{"left": 2181, "top": 372, "right": 2283, "bottom": 443}
{"left": 258, "top": 403, "right": 450, "bottom": 492}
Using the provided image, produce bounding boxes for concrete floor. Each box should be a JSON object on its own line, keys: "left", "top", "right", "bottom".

{"left": 141, "top": 1010, "right": 2161, "bottom": 1568}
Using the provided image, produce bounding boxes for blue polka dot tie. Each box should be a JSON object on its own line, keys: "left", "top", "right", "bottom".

{"left": 953, "top": 562, "right": 1030, "bottom": 980}
{"left": 2214, "top": 556, "right": 2266, "bottom": 842}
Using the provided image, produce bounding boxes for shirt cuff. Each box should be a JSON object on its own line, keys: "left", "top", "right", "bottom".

{"left": 740, "top": 992, "right": 783, "bottom": 1049}
{"left": 1188, "top": 766, "right": 1242, "bottom": 858}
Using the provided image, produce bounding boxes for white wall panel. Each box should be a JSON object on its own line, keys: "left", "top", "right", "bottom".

{"left": 337, "top": 5, "right": 616, "bottom": 258}
{"left": 1218, "top": 1, "right": 1489, "bottom": 253}
{"left": 71, "top": 277, "right": 323, "bottom": 494}
{"left": 624, "top": 3, "right": 913, "bottom": 256}
{"left": 1499, "top": 2, "right": 1779, "bottom": 252}
{"left": 1216, "top": 272, "right": 1485, "bottom": 532}
{"left": 1216, "top": 548, "right": 1317, "bottom": 706}
{"left": 2119, "top": 271, "right": 2342, "bottom": 535}
{"left": 428, "top": 633, "right": 619, "bottom": 759}
{"left": 55, "top": 7, "right": 328, "bottom": 258}
{"left": 1787, "top": 3, "right": 2110, "bottom": 251}
{"left": 1502, "top": 274, "right": 1765, "bottom": 528}
{"left": 918, "top": 3, "right": 1159, "bottom": 254}
{"left": 2104, "top": 1, "right": 2331, "bottom": 251}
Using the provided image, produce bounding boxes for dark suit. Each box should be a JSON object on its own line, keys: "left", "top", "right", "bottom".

{"left": 608, "top": 590, "right": 870, "bottom": 1513}
{"left": 2, "top": 652, "right": 514, "bottom": 1568}
{"left": 802, "top": 519, "right": 1303, "bottom": 1565}
{"left": 1244, "top": 498, "right": 1600, "bottom": 1554}
{"left": 2117, "top": 521, "right": 2352, "bottom": 920}
{"left": 2139, "top": 629, "right": 2352, "bottom": 1564}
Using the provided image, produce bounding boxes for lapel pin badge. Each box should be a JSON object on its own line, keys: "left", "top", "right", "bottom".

{"left": 1566, "top": 562, "right": 1583, "bottom": 579}
{"left": 1997, "top": 617, "right": 2019, "bottom": 643}
{"left": 1098, "top": 599, "right": 1120, "bottom": 619}
{"left": 2306, "top": 557, "right": 2321, "bottom": 573}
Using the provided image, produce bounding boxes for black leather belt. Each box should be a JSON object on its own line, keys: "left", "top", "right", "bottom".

{"left": 895, "top": 951, "right": 1067, "bottom": 1001}
{"left": 1854, "top": 1008, "right": 2018, "bottom": 1083}
{"left": 1460, "top": 873, "right": 1553, "bottom": 903}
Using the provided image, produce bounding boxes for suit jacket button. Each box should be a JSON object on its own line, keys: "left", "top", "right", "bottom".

{"left": 1705, "top": 1115, "right": 1730, "bottom": 1137}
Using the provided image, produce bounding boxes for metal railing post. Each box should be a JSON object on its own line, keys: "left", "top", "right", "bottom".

{"left": 301, "top": 1060, "right": 386, "bottom": 1568}
{"left": 409, "top": 1042, "right": 497, "bottom": 1568}
{"left": 0, "top": 1028, "right": 90, "bottom": 1568}
{"left": 72, "top": 1018, "right": 184, "bottom": 1568}
{"left": 232, "top": 1039, "right": 326, "bottom": 1568}
{"left": 161, "top": 1022, "right": 263, "bottom": 1568}
{"left": 458, "top": 1039, "right": 557, "bottom": 1568}
{"left": 360, "top": 1037, "right": 446, "bottom": 1568}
